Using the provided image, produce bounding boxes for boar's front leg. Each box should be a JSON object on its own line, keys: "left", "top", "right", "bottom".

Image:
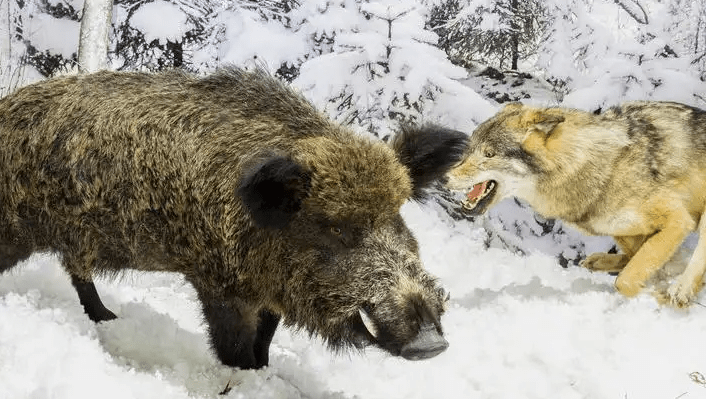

{"left": 69, "top": 274, "right": 117, "bottom": 322}
{"left": 252, "top": 309, "right": 280, "bottom": 367}
{"left": 197, "top": 291, "right": 281, "bottom": 369}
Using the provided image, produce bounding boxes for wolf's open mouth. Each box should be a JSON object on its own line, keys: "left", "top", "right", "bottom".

{"left": 462, "top": 180, "right": 497, "bottom": 212}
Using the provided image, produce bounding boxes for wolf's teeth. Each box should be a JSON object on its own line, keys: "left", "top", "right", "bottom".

{"left": 483, "top": 181, "right": 495, "bottom": 195}
{"left": 462, "top": 199, "right": 477, "bottom": 210}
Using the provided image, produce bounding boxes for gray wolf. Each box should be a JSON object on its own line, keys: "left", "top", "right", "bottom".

{"left": 445, "top": 101, "right": 706, "bottom": 307}
{"left": 0, "top": 67, "right": 467, "bottom": 368}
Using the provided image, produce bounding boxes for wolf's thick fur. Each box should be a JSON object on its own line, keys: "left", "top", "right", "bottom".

{"left": 0, "top": 67, "right": 467, "bottom": 368}
{"left": 446, "top": 101, "right": 706, "bottom": 306}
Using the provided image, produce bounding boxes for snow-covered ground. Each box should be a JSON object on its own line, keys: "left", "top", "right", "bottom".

{"left": 2, "top": 200, "right": 706, "bottom": 399}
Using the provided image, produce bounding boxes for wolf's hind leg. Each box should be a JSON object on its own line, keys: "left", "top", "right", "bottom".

{"left": 666, "top": 208, "right": 706, "bottom": 307}
{"left": 581, "top": 235, "right": 647, "bottom": 273}
{"left": 614, "top": 207, "right": 693, "bottom": 297}
{"left": 582, "top": 253, "right": 630, "bottom": 273}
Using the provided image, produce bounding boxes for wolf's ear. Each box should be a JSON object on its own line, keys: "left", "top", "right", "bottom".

{"left": 238, "top": 156, "right": 312, "bottom": 229}
{"left": 521, "top": 111, "right": 565, "bottom": 136}
{"left": 520, "top": 112, "right": 565, "bottom": 155}
{"left": 391, "top": 124, "right": 468, "bottom": 201}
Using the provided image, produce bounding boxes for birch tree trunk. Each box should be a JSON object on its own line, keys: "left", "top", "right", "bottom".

{"left": 510, "top": 0, "right": 519, "bottom": 70}
{"left": 78, "top": 0, "right": 114, "bottom": 73}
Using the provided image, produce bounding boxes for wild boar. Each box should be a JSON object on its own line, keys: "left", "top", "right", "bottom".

{"left": 0, "top": 67, "right": 467, "bottom": 369}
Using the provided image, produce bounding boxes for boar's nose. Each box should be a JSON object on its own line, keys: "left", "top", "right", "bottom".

{"left": 400, "top": 322, "right": 448, "bottom": 360}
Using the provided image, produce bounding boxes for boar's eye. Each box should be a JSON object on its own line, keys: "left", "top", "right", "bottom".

{"left": 484, "top": 149, "right": 495, "bottom": 158}
{"left": 326, "top": 223, "right": 361, "bottom": 248}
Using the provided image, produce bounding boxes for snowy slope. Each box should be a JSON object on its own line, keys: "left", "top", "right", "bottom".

{"left": 458, "top": 63, "right": 561, "bottom": 107}
{"left": 2, "top": 200, "right": 706, "bottom": 399}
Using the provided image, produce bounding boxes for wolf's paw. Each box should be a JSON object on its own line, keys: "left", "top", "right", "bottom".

{"left": 614, "top": 274, "right": 643, "bottom": 297}
{"left": 665, "top": 275, "right": 703, "bottom": 308}
{"left": 653, "top": 289, "right": 671, "bottom": 306}
{"left": 581, "top": 253, "right": 628, "bottom": 273}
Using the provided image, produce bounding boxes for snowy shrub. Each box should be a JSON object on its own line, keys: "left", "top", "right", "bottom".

{"left": 110, "top": 0, "right": 214, "bottom": 71}
{"left": 427, "top": 0, "right": 548, "bottom": 70}
{"left": 1, "top": 0, "right": 80, "bottom": 80}
{"left": 539, "top": 0, "right": 706, "bottom": 110}
{"left": 293, "top": 0, "right": 488, "bottom": 137}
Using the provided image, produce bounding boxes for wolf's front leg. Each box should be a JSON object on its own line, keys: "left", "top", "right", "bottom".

{"left": 667, "top": 272, "right": 706, "bottom": 307}
{"left": 614, "top": 209, "right": 693, "bottom": 297}
{"left": 667, "top": 208, "right": 706, "bottom": 307}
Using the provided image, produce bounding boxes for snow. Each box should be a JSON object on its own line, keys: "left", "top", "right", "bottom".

{"left": 129, "top": 1, "right": 191, "bottom": 46}
{"left": 2, "top": 200, "right": 706, "bottom": 399}
{"left": 217, "top": 8, "right": 309, "bottom": 70}
{"left": 27, "top": 12, "right": 80, "bottom": 58}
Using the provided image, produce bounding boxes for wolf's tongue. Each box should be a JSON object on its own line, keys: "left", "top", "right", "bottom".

{"left": 467, "top": 182, "right": 487, "bottom": 201}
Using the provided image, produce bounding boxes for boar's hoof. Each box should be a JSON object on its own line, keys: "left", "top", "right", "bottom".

{"left": 400, "top": 322, "right": 448, "bottom": 361}
{"left": 70, "top": 275, "right": 118, "bottom": 323}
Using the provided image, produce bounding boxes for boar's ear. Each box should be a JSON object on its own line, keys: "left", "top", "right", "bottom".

{"left": 238, "top": 156, "right": 312, "bottom": 229}
{"left": 391, "top": 124, "right": 468, "bottom": 201}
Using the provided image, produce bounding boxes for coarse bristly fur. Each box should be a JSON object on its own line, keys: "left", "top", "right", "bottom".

{"left": 0, "top": 66, "right": 468, "bottom": 369}
{"left": 446, "top": 101, "right": 706, "bottom": 308}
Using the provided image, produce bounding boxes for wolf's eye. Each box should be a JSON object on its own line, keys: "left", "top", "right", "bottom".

{"left": 484, "top": 150, "right": 495, "bottom": 158}
{"left": 331, "top": 226, "right": 342, "bottom": 236}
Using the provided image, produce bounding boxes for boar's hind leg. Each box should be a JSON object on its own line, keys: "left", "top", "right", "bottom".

{"left": 0, "top": 239, "right": 33, "bottom": 273}
{"left": 198, "top": 294, "right": 280, "bottom": 369}
{"left": 0, "top": 233, "right": 117, "bottom": 323}
{"left": 69, "top": 274, "right": 117, "bottom": 323}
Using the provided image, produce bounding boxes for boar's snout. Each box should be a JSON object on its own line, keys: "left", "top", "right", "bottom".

{"left": 400, "top": 322, "right": 448, "bottom": 360}
{"left": 354, "top": 288, "right": 448, "bottom": 361}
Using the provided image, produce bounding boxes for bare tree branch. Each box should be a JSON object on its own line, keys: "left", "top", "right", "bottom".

{"left": 614, "top": 0, "right": 648, "bottom": 25}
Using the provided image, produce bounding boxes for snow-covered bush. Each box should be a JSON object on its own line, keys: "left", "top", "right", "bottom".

{"left": 293, "top": 0, "right": 492, "bottom": 137}
{"left": 427, "top": 0, "right": 548, "bottom": 70}
{"left": 539, "top": 0, "right": 706, "bottom": 110}
{"left": 0, "top": 0, "right": 80, "bottom": 83}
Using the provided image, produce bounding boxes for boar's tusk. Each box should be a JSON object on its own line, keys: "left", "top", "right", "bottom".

{"left": 358, "top": 308, "right": 379, "bottom": 339}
